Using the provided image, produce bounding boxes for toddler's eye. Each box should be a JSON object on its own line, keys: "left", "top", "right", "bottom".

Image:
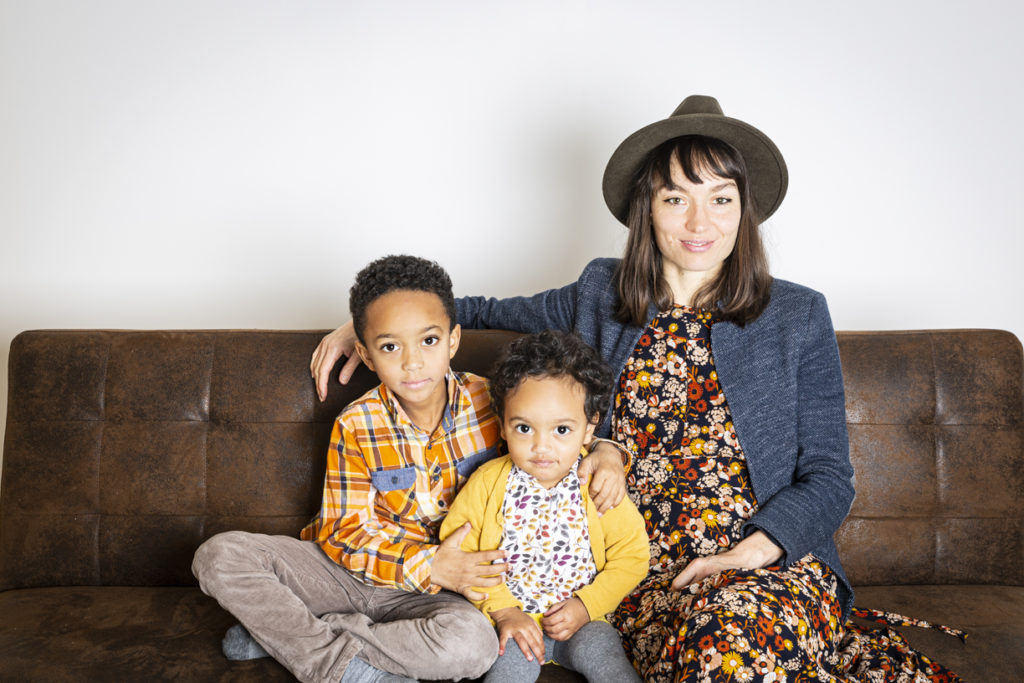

{"left": 380, "top": 343, "right": 397, "bottom": 353}
{"left": 514, "top": 424, "right": 532, "bottom": 434}
{"left": 423, "top": 335, "right": 440, "bottom": 346}
{"left": 556, "top": 425, "right": 571, "bottom": 435}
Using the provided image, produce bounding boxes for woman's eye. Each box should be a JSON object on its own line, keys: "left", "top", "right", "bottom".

{"left": 713, "top": 196, "right": 733, "bottom": 205}
{"left": 380, "top": 343, "right": 397, "bottom": 353}
{"left": 665, "top": 197, "right": 684, "bottom": 205}
{"left": 423, "top": 336, "right": 440, "bottom": 347}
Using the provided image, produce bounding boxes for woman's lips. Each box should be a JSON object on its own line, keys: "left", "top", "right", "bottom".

{"left": 682, "top": 240, "right": 714, "bottom": 252}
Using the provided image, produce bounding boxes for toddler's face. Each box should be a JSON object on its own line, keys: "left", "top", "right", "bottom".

{"left": 500, "top": 375, "right": 597, "bottom": 489}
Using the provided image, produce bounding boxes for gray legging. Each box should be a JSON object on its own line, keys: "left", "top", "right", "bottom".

{"left": 483, "top": 621, "right": 641, "bottom": 683}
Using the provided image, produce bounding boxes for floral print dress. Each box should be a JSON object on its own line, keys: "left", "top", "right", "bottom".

{"left": 608, "top": 305, "right": 962, "bottom": 683}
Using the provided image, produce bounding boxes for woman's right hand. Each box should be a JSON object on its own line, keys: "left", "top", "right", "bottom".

{"left": 310, "top": 321, "right": 361, "bottom": 401}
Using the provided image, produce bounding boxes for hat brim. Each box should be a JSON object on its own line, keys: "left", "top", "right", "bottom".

{"left": 602, "top": 113, "right": 788, "bottom": 226}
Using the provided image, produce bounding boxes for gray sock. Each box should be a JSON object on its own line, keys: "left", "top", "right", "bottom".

{"left": 222, "top": 623, "right": 270, "bottom": 661}
{"left": 340, "top": 656, "right": 417, "bottom": 683}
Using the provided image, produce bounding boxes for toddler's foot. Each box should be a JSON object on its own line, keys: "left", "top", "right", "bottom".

{"left": 341, "top": 656, "right": 417, "bottom": 682}
{"left": 222, "top": 623, "right": 270, "bottom": 661}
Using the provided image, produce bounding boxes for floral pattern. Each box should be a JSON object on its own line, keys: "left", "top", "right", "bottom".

{"left": 500, "top": 458, "right": 597, "bottom": 614}
{"left": 609, "top": 305, "right": 962, "bottom": 682}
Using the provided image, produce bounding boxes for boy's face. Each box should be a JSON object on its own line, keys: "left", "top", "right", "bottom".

{"left": 355, "top": 289, "right": 460, "bottom": 425}
{"left": 500, "top": 375, "right": 597, "bottom": 489}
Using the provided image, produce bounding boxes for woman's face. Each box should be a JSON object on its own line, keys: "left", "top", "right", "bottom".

{"left": 650, "top": 156, "right": 742, "bottom": 298}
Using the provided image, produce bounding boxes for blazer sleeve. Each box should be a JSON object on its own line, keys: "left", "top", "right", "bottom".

{"left": 438, "top": 468, "right": 522, "bottom": 618}
{"left": 743, "top": 292, "right": 855, "bottom": 565}
{"left": 574, "top": 497, "right": 650, "bottom": 620}
{"left": 456, "top": 279, "right": 579, "bottom": 334}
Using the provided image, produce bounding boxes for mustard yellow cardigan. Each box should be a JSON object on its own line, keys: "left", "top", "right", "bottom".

{"left": 438, "top": 455, "right": 650, "bottom": 622}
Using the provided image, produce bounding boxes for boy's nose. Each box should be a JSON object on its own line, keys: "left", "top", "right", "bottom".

{"left": 402, "top": 348, "right": 423, "bottom": 370}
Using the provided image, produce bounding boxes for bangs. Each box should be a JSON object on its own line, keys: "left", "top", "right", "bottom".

{"left": 650, "top": 136, "right": 747, "bottom": 190}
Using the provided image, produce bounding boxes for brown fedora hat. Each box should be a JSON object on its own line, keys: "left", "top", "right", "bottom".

{"left": 602, "top": 95, "right": 788, "bottom": 225}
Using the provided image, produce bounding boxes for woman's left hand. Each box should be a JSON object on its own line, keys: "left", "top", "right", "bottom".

{"left": 578, "top": 441, "right": 627, "bottom": 514}
{"left": 670, "top": 530, "right": 784, "bottom": 591}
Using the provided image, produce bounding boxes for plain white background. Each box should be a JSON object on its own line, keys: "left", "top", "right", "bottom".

{"left": 2, "top": 1, "right": 1022, "bottom": 465}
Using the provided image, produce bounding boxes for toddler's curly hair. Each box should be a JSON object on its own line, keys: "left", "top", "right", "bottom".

{"left": 490, "top": 329, "right": 612, "bottom": 426}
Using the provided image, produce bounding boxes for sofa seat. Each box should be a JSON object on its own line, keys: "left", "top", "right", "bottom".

{"left": 0, "top": 586, "right": 294, "bottom": 682}
{"left": 1, "top": 584, "right": 1018, "bottom": 681}
{"left": 850, "top": 585, "right": 1024, "bottom": 681}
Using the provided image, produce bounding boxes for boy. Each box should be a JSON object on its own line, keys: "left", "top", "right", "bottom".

{"left": 193, "top": 255, "right": 506, "bottom": 683}
{"left": 440, "top": 330, "right": 649, "bottom": 683}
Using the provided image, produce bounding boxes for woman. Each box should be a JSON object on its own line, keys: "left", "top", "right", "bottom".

{"left": 312, "top": 96, "right": 960, "bottom": 681}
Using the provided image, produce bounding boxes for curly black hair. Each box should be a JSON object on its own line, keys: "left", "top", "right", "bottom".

{"left": 490, "top": 329, "right": 612, "bottom": 427}
{"left": 349, "top": 255, "right": 456, "bottom": 343}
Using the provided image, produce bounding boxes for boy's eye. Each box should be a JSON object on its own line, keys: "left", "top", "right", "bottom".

{"left": 422, "top": 336, "right": 440, "bottom": 347}
{"left": 514, "top": 424, "right": 532, "bottom": 434}
{"left": 380, "top": 343, "right": 397, "bottom": 353}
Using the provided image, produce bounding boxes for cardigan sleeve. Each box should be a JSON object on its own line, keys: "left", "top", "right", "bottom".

{"left": 574, "top": 497, "right": 650, "bottom": 620}
{"left": 741, "top": 291, "right": 855, "bottom": 565}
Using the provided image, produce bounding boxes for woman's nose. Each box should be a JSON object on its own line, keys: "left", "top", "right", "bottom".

{"left": 687, "top": 203, "right": 709, "bottom": 233}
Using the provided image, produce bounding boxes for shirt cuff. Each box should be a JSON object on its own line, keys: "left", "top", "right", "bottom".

{"left": 588, "top": 437, "right": 632, "bottom": 471}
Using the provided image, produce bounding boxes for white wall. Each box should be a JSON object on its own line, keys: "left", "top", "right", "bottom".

{"left": 2, "top": 1, "right": 1022, "bottom": 466}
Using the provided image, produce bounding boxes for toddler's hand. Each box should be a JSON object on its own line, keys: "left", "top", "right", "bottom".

{"left": 492, "top": 607, "right": 545, "bottom": 663}
{"left": 541, "top": 597, "right": 590, "bottom": 641}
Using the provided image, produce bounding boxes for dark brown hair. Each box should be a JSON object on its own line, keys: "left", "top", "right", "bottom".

{"left": 349, "top": 254, "right": 456, "bottom": 343}
{"left": 490, "top": 330, "right": 612, "bottom": 428}
{"left": 614, "top": 135, "right": 772, "bottom": 327}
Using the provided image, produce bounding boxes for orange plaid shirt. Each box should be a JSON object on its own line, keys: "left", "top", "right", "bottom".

{"left": 301, "top": 371, "right": 501, "bottom": 593}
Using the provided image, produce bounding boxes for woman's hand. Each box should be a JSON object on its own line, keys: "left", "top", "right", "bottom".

{"left": 491, "top": 607, "right": 545, "bottom": 662}
{"left": 310, "top": 321, "right": 361, "bottom": 401}
{"left": 578, "top": 441, "right": 627, "bottom": 514}
{"left": 541, "top": 597, "right": 590, "bottom": 641}
{"left": 670, "top": 530, "right": 783, "bottom": 591}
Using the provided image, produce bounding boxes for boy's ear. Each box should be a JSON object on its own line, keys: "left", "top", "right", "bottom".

{"left": 448, "top": 324, "right": 461, "bottom": 359}
{"left": 354, "top": 341, "right": 375, "bottom": 372}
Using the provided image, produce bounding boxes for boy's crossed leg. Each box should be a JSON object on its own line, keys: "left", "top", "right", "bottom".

{"left": 193, "top": 530, "right": 497, "bottom": 683}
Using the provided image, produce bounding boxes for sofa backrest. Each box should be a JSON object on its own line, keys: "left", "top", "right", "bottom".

{"left": 2, "top": 329, "right": 1022, "bottom": 590}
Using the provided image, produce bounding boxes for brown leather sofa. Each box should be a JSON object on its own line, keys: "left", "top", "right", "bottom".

{"left": 1, "top": 328, "right": 1021, "bottom": 681}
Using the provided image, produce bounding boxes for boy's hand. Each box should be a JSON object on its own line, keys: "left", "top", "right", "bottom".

{"left": 431, "top": 523, "right": 507, "bottom": 601}
{"left": 579, "top": 441, "right": 627, "bottom": 514}
{"left": 491, "top": 607, "right": 545, "bottom": 662}
{"left": 541, "top": 597, "right": 590, "bottom": 641}
{"left": 310, "top": 321, "right": 362, "bottom": 401}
